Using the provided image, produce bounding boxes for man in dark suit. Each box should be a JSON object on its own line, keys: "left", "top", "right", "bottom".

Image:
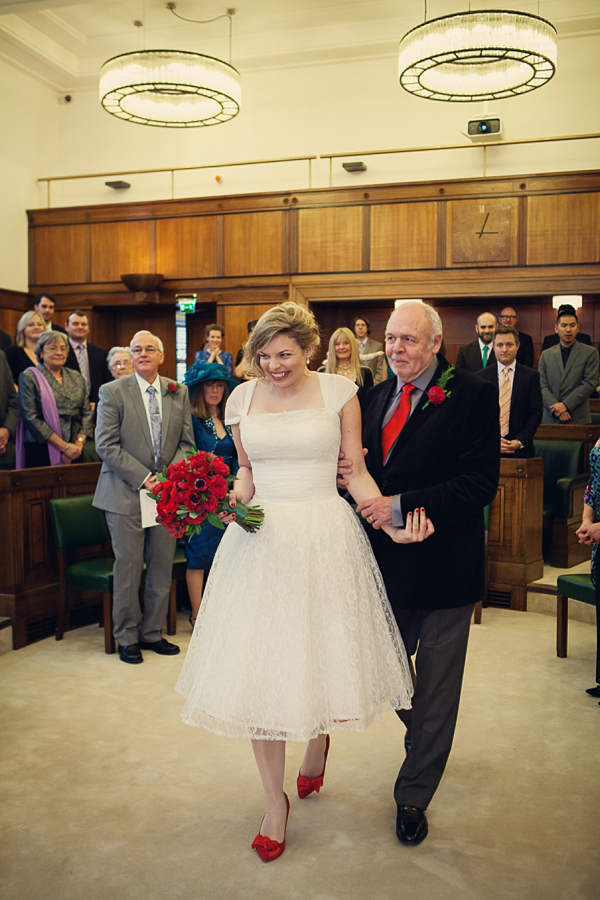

{"left": 478, "top": 325, "right": 543, "bottom": 458}
{"left": 0, "top": 350, "right": 19, "bottom": 469}
{"left": 94, "top": 330, "right": 194, "bottom": 664}
{"left": 0, "top": 330, "right": 11, "bottom": 352}
{"left": 455, "top": 312, "right": 497, "bottom": 372}
{"left": 539, "top": 310, "right": 599, "bottom": 424}
{"left": 498, "top": 306, "right": 534, "bottom": 368}
{"left": 355, "top": 300, "right": 499, "bottom": 846}
{"left": 33, "top": 293, "right": 66, "bottom": 334}
{"left": 541, "top": 303, "right": 593, "bottom": 351}
{"left": 64, "top": 310, "right": 109, "bottom": 407}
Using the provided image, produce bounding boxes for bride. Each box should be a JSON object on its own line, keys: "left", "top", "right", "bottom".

{"left": 176, "top": 302, "right": 434, "bottom": 862}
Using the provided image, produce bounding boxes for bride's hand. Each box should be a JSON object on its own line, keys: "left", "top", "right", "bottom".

{"left": 390, "top": 508, "right": 434, "bottom": 544}
{"left": 219, "top": 490, "right": 239, "bottom": 525}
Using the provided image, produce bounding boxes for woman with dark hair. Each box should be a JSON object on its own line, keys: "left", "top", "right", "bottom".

{"left": 5, "top": 311, "right": 45, "bottom": 386}
{"left": 182, "top": 361, "right": 239, "bottom": 627}
{"left": 17, "top": 331, "right": 93, "bottom": 468}
{"left": 194, "top": 324, "right": 234, "bottom": 378}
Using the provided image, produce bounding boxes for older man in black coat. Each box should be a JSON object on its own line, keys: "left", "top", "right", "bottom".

{"left": 355, "top": 300, "right": 499, "bottom": 846}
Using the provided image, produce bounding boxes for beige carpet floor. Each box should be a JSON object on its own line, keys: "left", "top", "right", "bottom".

{"left": 1, "top": 607, "right": 599, "bottom": 900}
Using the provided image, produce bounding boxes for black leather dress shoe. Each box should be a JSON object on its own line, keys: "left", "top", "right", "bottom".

{"left": 585, "top": 685, "right": 600, "bottom": 697}
{"left": 396, "top": 806, "right": 428, "bottom": 845}
{"left": 118, "top": 643, "right": 143, "bottom": 664}
{"left": 138, "top": 638, "right": 180, "bottom": 655}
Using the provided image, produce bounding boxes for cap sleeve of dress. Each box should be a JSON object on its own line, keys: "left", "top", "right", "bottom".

{"left": 317, "top": 372, "right": 358, "bottom": 413}
{"left": 225, "top": 380, "right": 256, "bottom": 425}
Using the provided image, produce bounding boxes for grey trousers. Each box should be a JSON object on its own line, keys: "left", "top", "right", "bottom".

{"left": 105, "top": 510, "right": 176, "bottom": 647}
{"left": 394, "top": 603, "right": 474, "bottom": 811}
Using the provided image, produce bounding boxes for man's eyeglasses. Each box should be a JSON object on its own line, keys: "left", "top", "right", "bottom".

{"left": 131, "top": 347, "right": 160, "bottom": 355}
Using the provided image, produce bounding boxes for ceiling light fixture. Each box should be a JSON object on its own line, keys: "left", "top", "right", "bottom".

{"left": 398, "top": 9, "right": 557, "bottom": 102}
{"left": 99, "top": 9, "right": 241, "bottom": 128}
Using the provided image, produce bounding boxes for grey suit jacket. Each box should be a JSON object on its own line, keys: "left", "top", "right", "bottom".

{"left": 93, "top": 374, "right": 194, "bottom": 516}
{"left": 360, "top": 337, "right": 386, "bottom": 383}
{"left": 538, "top": 342, "right": 599, "bottom": 425}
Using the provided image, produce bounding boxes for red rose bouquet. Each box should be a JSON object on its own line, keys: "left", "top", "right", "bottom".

{"left": 148, "top": 450, "right": 264, "bottom": 539}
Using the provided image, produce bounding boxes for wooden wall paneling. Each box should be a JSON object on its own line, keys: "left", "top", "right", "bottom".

{"left": 446, "top": 198, "right": 519, "bottom": 267}
{"left": 311, "top": 302, "right": 392, "bottom": 368}
{"left": 370, "top": 202, "right": 438, "bottom": 271}
{"left": 33, "top": 224, "right": 88, "bottom": 285}
{"left": 155, "top": 216, "right": 219, "bottom": 279}
{"left": 90, "top": 220, "right": 154, "bottom": 283}
{"left": 186, "top": 302, "right": 218, "bottom": 364}
{"left": 224, "top": 212, "right": 284, "bottom": 276}
{"left": 222, "top": 302, "right": 281, "bottom": 371}
{"left": 527, "top": 193, "right": 600, "bottom": 265}
{"left": 0, "top": 286, "right": 29, "bottom": 340}
{"left": 298, "top": 206, "right": 363, "bottom": 274}
{"left": 94, "top": 305, "right": 178, "bottom": 378}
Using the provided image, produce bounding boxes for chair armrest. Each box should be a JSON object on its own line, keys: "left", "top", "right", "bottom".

{"left": 554, "top": 473, "right": 589, "bottom": 519}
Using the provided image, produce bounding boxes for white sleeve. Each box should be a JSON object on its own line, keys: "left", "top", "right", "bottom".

{"left": 225, "top": 380, "right": 255, "bottom": 424}
{"left": 318, "top": 372, "right": 358, "bottom": 413}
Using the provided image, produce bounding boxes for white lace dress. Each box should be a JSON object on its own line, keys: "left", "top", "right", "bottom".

{"left": 176, "top": 373, "right": 412, "bottom": 741}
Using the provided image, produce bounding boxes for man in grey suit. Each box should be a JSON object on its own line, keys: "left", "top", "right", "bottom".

{"left": 94, "top": 330, "right": 194, "bottom": 664}
{"left": 353, "top": 315, "right": 386, "bottom": 383}
{"left": 538, "top": 310, "right": 599, "bottom": 424}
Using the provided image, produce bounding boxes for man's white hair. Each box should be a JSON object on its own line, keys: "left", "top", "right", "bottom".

{"left": 130, "top": 330, "right": 164, "bottom": 353}
{"left": 390, "top": 300, "right": 443, "bottom": 349}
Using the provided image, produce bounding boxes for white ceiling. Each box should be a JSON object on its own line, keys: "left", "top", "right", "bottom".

{"left": 1, "top": 0, "right": 599, "bottom": 92}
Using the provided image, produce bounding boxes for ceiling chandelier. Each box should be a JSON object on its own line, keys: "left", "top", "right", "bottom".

{"left": 99, "top": 10, "right": 241, "bottom": 128}
{"left": 398, "top": 9, "right": 557, "bottom": 102}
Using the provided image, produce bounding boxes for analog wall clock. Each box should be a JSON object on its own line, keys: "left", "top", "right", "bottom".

{"left": 448, "top": 198, "right": 517, "bottom": 266}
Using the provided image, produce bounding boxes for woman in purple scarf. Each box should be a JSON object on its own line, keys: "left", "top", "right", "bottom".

{"left": 17, "top": 331, "right": 93, "bottom": 468}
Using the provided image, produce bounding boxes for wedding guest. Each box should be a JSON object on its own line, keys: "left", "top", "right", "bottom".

{"left": 33, "top": 293, "right": 66, "bottom": 334}
{"left": 539, "top": 309, "right": 598, "bottom": 424}
{"left": 456, "top": 312, "right": 497, "bottom": 371}
{"left": 319, "top": 327, "right": 374, "bottom": 404}
{"left": 182, "top": 361, "right": 238, "bottom": 627}
{"left": 17, "top": 331, "right": 93, "bottom": 468}
{"left": 194, "top": 324, "right": 234, "bottom": 379}
{"left": 576, "top": 440, "right": 600, "bottom": 703}
{"left": 353, "top": 315, "right": 386, "bottom": 383}
{"left": 93, "top": 331, "right": 194, "bottom": 664}
{"left": 177, "top": 301, "right": 433, "bottom": 863}
{"left": 5, "top": 311, "right": 46, "bottom": 386}
{"left": 234, "top": 320, "right": 258, "bottom": 380}
{"left": 497, "top": 307, "right": 534, "bottom": 368}
{"left": 0, "top": 351, "right": 19, "bottom": 469}
{"left": 541, "top": 303, "right": 593, "bottom": 351}
{"left": 64, "top": 310, "right": 110, "bottom": 407}
{"left": 107, "top": 346, "right": 133, "bottom": 379}
{"left": 0, "top": 329, "right": 11, "bottom": 352}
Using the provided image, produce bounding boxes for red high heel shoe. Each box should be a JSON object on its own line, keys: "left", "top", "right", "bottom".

{"left": 297, "top": 734, "right": 330, "bottom": 799}
{"left": 251, "top": 793, "right": 290, "bottom": 862}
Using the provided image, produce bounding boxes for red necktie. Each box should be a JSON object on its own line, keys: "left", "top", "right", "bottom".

{"left": 382, "top": 384, "right": 416, "bottom": 460}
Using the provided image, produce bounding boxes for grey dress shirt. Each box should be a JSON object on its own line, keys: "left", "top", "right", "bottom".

{"left": 18, "top": 364, "right": 93, "bottom": 444}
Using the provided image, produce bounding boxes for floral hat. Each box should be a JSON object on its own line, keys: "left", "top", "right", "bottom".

{"left": 183, "top": 360, "right": 238, "bottom": 396}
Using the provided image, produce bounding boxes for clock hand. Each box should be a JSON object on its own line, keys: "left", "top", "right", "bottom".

{"left": 477, "top": 211, "right": 498, "bottom": 238}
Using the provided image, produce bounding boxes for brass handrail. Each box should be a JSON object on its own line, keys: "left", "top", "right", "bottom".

{"left": 37, "top": 155, "right": 317, "bottom": 207}
{"left": 321, "top": 132, "right": 600, "bottom": 181}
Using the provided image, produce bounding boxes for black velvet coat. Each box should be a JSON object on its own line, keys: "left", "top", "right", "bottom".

{"left": 361, "top": 356, "right": 500, "bottom": 613}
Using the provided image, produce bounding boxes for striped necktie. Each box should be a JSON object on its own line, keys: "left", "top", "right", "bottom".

{"left": 76, "top": 344, "right": 91, "bottom": 392}
{"left": 499, "top": 369, "right": 511, "bottom": 437}
{"left": 147, "top": 385, "right": 162, "bottom": 470}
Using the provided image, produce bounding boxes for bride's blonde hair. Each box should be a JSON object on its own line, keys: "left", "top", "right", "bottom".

{"left": 245, "top": 302, "right": 321, "bottom": 380}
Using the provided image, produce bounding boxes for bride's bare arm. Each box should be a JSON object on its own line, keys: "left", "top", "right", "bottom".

{"left": 339, "top": 396, "right": 434, "bottom": 544}
{"left": 220, "top": 424, "right": 255, "bottom": 521}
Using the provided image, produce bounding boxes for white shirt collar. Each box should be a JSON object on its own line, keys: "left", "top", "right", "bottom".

{"left": 498, "top": 360, "right": 517, "bottom": 374}
{"left": 135, "top": 371, "right": 161, "bottom": 394}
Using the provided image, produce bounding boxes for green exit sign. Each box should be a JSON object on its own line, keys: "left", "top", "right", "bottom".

{"left": 177, "top": 298, "right": 196, "bottom": 313}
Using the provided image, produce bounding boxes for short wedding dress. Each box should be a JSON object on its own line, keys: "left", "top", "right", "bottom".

{"left": 176, "top": 372, "right": 412, "bottom": 741}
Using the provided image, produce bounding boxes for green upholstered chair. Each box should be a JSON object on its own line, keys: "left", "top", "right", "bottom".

{"left": 50, "top": 493, "right": 119, "bottom": 653}
{"left": 556, "top": 573, "right": 595, "bottom": 658}
{"left": 50, "top": 494, "right": 182, "bottom": 654}
{"left": 534, "top": 440, "right": 589, "bottom": 567}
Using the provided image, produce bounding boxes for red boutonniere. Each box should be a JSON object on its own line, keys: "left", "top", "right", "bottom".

{"left": 164, "top": 381, "right": 181, "bottom": 397}
{"left": 422, "top": 367, "right": 454, "bottom": 410}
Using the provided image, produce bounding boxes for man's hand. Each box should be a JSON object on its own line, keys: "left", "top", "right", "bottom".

{"left": 576, "top": 522, "right": 600, "bottom": 544}
{"left": 0, "top": 427, "right": 9, "bottom": 452}
{"left": 356, "top": 496, "right": 393, "bottom": 529}
{"left": 144, "top": 474, "right": 159, "bottom": 490}
{"left": 500, "top": 437, "right": 520, "bottom": 455}
{"left": 550, "top": 402, "right": 570, "bottom": 421}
